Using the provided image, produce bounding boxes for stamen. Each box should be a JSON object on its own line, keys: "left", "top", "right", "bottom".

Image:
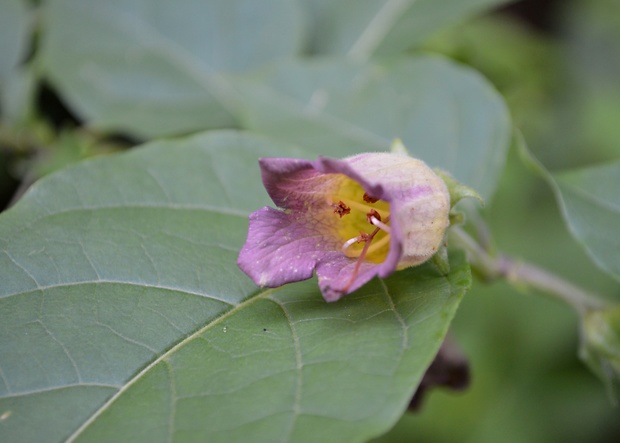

{"left": 366, "top": 209, "right": 381, "bottom": 223}
{"left": 341, "top": 215, "right": 391, "bottom": 293}
{"left": 334, "top": 197, "right": 390, "bottom": 217}
{"left": 369, "top": 216, "right": 391, "bottom": 234}
{"left": 363, "top": 193, "right": 379, "bottom": 204}
{"left": 332, "top": 200, "right": 351, "bottom": 218}
{"left": 342, "top": 232, "right": 372, "bottom": 255}
{"left": 342, "top": 236, "right": 360, "bottom": 253}
{"left": 365, "top": 234, "right": 390, "bottom": 255}
{"left": 341, "top": 225, "right": 381, "bottom": 293}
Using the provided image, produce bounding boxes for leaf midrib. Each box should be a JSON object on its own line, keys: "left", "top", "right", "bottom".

{"left": 0, "top": 280, "right": 238, "bottom": 304}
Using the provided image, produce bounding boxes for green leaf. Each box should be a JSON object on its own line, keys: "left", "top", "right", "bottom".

{"left": 519, "top": 139, "right": 620, "bottom": 282}
{"left": 553, "top": 163, "right": 620, "bottom": 282}
{"left": 301, "top": 0, "right": 512, "bottom": 59}
{"left": 38, "top": 0, "right": 304, "bottom": 137}
{"left": 237, "top": 56, "right": 511, "bottom": 201}
{"left": 0, "top": 0, "right": 29, "bottom": 89}
{"left": 561, "top": 0, "right": 620, "bottom": 162}
{"left": 0, "top": 0, "right": 32, "bottom": 124}
{"left": 0, "top": 131, "right": 470, "bottom": 442}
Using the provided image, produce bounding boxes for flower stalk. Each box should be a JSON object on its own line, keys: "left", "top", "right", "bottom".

{"left": 450, "top": 225, "right": 608, "bottom": 315}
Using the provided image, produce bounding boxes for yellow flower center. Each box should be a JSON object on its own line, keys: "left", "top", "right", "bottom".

{"left": 328, "top": 176, "right": 391, "bottom": 264}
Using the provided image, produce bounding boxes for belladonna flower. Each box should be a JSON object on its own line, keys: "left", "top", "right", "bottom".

{"left": 237, "top": 152, "right": 451, "bottom": 302}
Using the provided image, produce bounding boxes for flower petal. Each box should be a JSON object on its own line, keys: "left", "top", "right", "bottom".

{"left": 237, "top": 207, "right": 336, "bottom": 288}
{"left": 259, "top": 157, "right": 340, "bottom": 210}
{"left": 315, "top": 242, "right": 403, "bottom": 302}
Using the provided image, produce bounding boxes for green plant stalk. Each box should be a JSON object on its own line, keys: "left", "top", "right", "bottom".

{"left": 450, "top": 226, "right": 607, "bottom": 315}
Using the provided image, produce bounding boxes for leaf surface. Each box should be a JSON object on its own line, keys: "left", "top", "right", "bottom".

{"left": 301, "top": 0, "right": 512, "bottom": 59}
{"left": 0, "top": 131, "right": 470, "bottom": 442}
{"left": 39, "top": 0, "right": 304, "bottom": 137}
{"left": 519, "top": 141, "right": 620, "bottom": 282}
{"left": 0, "top": 0, "right": 28, "bottom": 83}
{"left": 553, "top": 163, "right": 620, "bottom": 282}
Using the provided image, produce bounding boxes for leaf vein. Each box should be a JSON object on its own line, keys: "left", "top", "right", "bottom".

{"left": 1, "top": 281, "right": 236, "bottom": 305}
{"left": 266, "top": 296, "right": 303, "bottom": 443}
{"left": 64, "top": 287, "right": 276, "bottom": 443}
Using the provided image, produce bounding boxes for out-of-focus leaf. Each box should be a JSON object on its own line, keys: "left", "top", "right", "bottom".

{"left": 39, "top": 0, "right": 304, "bottom": 138}
{"left": 0, "top": 65, "right": 37, "bottom": 124}
{"left": 553, "top": 164, "right": 620, "bottom": 282}
{"left": 0, "top": 0, "right": 31, "bottom": 122}
{"left": 0, "top": 0, "right": 29, "bottom": 99}
{"left": 519, "top": 139, "right": 620, "bottom": 282}
{"left": 561, "top": 0, "right": 620, "bottom": 163}
{"left": 0, "top": 131, "right": 470, "bottom": 442}
{"left": 300, "top": 0, "right": 512, "bottom": 59}
{"left": 420, "top": 15, "right": 556, "bottom": 142}
{"left": 237, "top": 56, "right": 511, "bottom": 201}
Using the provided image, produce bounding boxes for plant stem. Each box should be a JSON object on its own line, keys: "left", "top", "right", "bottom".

{"left": 450, "top": 226, "right": 607, "bottom": 315}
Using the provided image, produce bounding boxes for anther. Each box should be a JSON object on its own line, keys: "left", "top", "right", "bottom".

{"left": 366, "top": 209, "right": 381, "bottom": 224}
{"left": 363, "top": 193, "right": 379, "bottom": 204}
{"left": 332, "top": 200, "right": 351, "bottom": 218}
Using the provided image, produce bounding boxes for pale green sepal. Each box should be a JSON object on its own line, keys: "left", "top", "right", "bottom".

{"left": 390, "top": 138, "right": 410, "bottom": 156}
{"left": 449, "top": 212, "right": 465, "bottom": 226}
{"left": 431, "top": 241, "right": 450, "bottom": 275}
{"left": 435, "top": 169, "right": 485, "bottom": 209}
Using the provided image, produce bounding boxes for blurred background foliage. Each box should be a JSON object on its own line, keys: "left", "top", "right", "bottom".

{"left": 1, "top": 0, "right": 619, "bottom": 441}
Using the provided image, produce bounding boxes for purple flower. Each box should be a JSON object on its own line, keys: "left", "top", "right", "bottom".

{"left": 237, "top": 152, "right": 450, "bottom": 302}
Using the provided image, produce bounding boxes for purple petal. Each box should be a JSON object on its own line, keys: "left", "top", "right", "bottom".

{"left": 259, "top": 157, "right": 340, "bottom": 211}
{"left": 316, "top": 254, "right": 392, "bottom": 302}
{"left": 237, "top": 207, "right": 338, "bottom": 288}
{"left": 238, "top": 206, "right": 392, "bottom": 301}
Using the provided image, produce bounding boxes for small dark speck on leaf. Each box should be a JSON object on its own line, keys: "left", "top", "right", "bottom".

{"left": 263, "top": 328, "right": 267, "bottom": 332}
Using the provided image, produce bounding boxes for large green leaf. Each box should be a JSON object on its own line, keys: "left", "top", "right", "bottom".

{"left": 237, "top": 56, "right": 511, "bottom": 201}
{"left": 39, "top": 0, "right": 304, "bottom": 137}
{"left": 301, "top": 0, "right": 512, "bottom": 59}
{"left": 0, "top": 131, "right": 470, "bottom": 442}
{"left": 519, "top": 141, "right": 620, "bottom": 282}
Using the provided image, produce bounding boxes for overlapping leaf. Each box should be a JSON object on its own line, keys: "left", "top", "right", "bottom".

{"left": 519, "top": 141, "right": 620, "bottom": 282}
{"left": 0, "top": 0, "right": 28, "bottom": 84}
{"left": 0, "top": 131, "right": 471, "bottom": 442}
{"left": 0, "top": 0, "right": 30, "bottom": 120}
{"left": 301, "top": 0, "right": 512, "bottom": 59}
{"left": 237, "top": 56, "right": 511, "bottom": 200}
{"left": 553, "top": 163, "right": 620, "bottom": 282}
{"left": 39, "top": 0, "right": 304, "bottom": 137}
